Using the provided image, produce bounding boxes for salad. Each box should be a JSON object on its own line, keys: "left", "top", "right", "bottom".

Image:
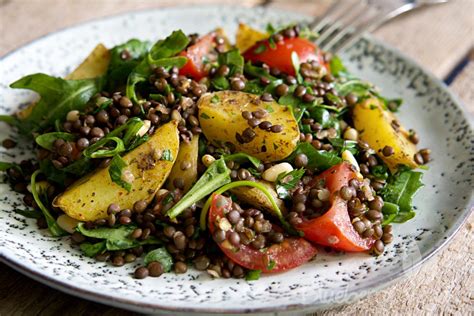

{"left": 0, "top": 23, "right": 429, "bottom": 280}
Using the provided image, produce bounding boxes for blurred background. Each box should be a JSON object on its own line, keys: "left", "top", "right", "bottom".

{"left": 0, "top": 0, "right": 473, "bottom": 315}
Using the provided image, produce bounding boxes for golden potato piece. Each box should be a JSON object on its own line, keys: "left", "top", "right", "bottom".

{"left": 167, "top": 134, "right": 199, "bottom": 193}
{"left": 235, "top": 23, "right": 268, "bottom": 52}
{"left": 230, "top": 180, "right": 287, "bottom": 215}
{"left": 65, "top": 44, "right": 111, "bottom": 80}
{"left": 352, "top": 97, "right": 418, "bottom": 171}
{"left": 198, "top": 91, "right": 299, "bottom": 162}
{"left": 53, "top": 121, "right": 179, "bottom": 222}
{"left": 17, "top": 44, "right": 110, "bottom": 120}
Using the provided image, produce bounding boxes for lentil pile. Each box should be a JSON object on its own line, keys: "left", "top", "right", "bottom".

{"left": 1, "top": 23, "right": 429, "bottom": 280}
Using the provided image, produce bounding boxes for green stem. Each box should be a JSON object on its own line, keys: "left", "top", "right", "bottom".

{"left": 199, "top": 180, "right": 299, "bottom": 236}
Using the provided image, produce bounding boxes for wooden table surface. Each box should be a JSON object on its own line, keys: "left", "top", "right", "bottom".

{"left": 0, "top": 0, "right": 473, "bottom": 315}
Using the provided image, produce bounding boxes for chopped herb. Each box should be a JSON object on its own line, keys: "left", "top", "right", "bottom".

{"left": 108, "top": 155, "right": 132, "bottom": 191}
{"left": 254, "top": 44, "right": 267, "bottom": 54}
{"left": 210, "top": 95, "right": 220, "bottom": 104}
{"left": 200, "top": 112, "right": 211, "bottom": 119}
{"left": 291, "top": 51, "right": 303, "bottom": 84}
{"left": 161, "top": 149, "right": 173, "bottom": 161}
{"left": 275, "top": 168, "right": 306, "bottom": 199}
{"left": 245, "top": 269, "right": 262, "bottom": 281}
{"left": 267, "top": 259, "right": 276, "bottom": 271}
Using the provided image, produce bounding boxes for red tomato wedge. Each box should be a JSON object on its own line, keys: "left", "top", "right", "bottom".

{"left": 295, "top": 163, "right": 376, "bottom": 252}
{"left": 208, "top": 194, "right": 317, "bottom": 273}
{"left": 243, "top": 37, "right": 326, "bottom": 76}
{"left": 179, "top": 33, "right": 216, "bottom": 80}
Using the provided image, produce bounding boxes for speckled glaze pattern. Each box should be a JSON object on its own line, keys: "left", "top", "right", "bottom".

{"left": 0, "top": 5, "right": 472, "bottom": 315}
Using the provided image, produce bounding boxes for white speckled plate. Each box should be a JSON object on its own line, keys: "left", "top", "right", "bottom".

{"left": 0, "top": 5, "right": 472, "bottom": 315}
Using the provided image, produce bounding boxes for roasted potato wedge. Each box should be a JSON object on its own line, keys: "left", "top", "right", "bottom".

{"left": 167, "top": 134, "right": 199, "bottom": 193}
{"left": 17, "top": 44, "right": 111, "bottom": 120}
{"left": 53, "top": 121, "right": 179, "bottom": 221}
{"left": 230, "top": 180, "right": 287, "bottom": 215}
{"left": 352, "top": 97, "right": 418, "bottom": 171}
{"left": 235, "top": 23, "right": 268, "bottom": 53}
{"left": 65, "top": 44, "right": 111, "bottom": 80}
{"left": 198, "top": 91, "right": 299, "bottom": 162}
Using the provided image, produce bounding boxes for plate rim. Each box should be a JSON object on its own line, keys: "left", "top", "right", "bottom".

{"left": 0, "top": 4, "right": 473, "bottom": 314}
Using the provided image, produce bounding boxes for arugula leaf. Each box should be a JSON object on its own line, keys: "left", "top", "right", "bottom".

{"left": 80, "top": 241, "right": 106, "bottom": 257}
{"left": 308, "top": 107, "right": 339, "bottom": 129}
{"left": 276, "top": 168, "right": 305, "bottom": 199}
{"left": 211, "top": 76, "right": 230, "bottom": 90}
{"left": 218, "top": 49, "right": 244, "bottom": 75}
{"left": 108, "top": 155, "right": 132, "bottom": 191}
{"left": 0, "top": 161, "right": 21, "bottom": 172}
{"left": 329, "top": 138, "right": 358, "bottom": 155}
{"left": 371, "top": 165, "right": 389, "bottom": 180}
{"left": 76, "top": 223, "right": 160, "bottom": 251}
{"left": 167, "top": 158, "right": 231, "bottom": 219}
{"left": 329, "top": 56, "right": 347, "bottom": 77}
{"left": 144, "top": 248, "right": 173, "bottom": 272}
{"left": 223, "top": 152, "right": 262, "bottom": 169}
{"left": 287, "top": 142, "right": 342, "bottom": 171}
{"left": 106, "top": 39, "right": 151, "bottom": 89}
{"left": 30, "top": 170, "right": 67, "bottom": 236}
{"left": 10, "top": 73, "right": 103, "bottom": 135}
{"left": 126, "top": 30, "right": 189, "bottom": 103}
{"left": 245, "top": 269, "right": 262, "bottom": 281}
{"left": 12, "top": 208, "right": 43, "bottom": 219}
{"left": 243, "top": 62, "right": 277, "bottom": 81}
{"left": 334, "top": 79, "right": 373, "bottom": 97}
{"left": 380, "top": 167, "right": 423, "bottom": 224}
{"left": 35, "top": 132, "right": 76, "bottom": 151}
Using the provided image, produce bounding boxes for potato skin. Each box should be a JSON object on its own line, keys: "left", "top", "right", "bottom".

{"left": 352, "top": 97, "right": 418, "bottom": 171}
{"left": 53, "top": 121, "right": 179, "bottom": 221}
{"left": 198, "top": 91, "right": 299, "bottom": 162}
{"left": 65, "top": 44, "right": 111, "bottom": 80}
{"left": 230, "top": 180, "right": 287, "bottom": 215}
{"left": 235, "top": 23, "right": 268, "bottom": 53}
{"left": 167, "top": 134, "right": 199, "bottom": 193}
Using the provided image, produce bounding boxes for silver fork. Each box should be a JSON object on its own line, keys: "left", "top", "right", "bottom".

{"left": 310, "top": 0, "right": 448, "bottom": 54}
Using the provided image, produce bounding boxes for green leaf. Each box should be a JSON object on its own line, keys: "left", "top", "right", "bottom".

{"left": 167, "top": 158, "right": 231, "bottom": 219}
{"left": 245, "top": 269, "right": 262, "bottom": 281}
{"left": 275, "top": 168, "right": 305, "bottom": 199}
{"left": 244, "top": 62, "right": 277, "bottom": 81}
{"left": 126, "top": 30, "right": 189, "bottom": 103}
{"left": 0, "top": 115, "right": 20, "bottom": 127}
{"left": 108, "top": 155, "right": 132, "bottom": 191}
{"left": 267, "top": 259, "right": 276, "bottom": 271}
{"left": 30, "top": 170, "right": 68, "bottom": 236}
{"left": 77, "top": 223, "right": 161, "bottom": 251}
{"left": 223, "top": 152, "right": 262, "bottom": 169}
{"left": 80, "top": 241, "right": 106, "bottom": 257}
{"left": 107, "top": 39, "right": 151, "bottom": 89}
{"left": 371, "top": 165, "right": 389, "bottom": 180}
{"left": 35, "top": 132, "right": 76, "bottom": 151}
{"left": 144, "top": 248, "right": 173, "bottom": 272}
{"left": 13, "top": 208, "right": 43, "bottom": 219}
{"left": 329, "top": 138, "right": 358, "bottom": 155}
{"left": 161, "top": 149, "right": 173, "bottom": 161}
{"left": 287, "top": 142, "right": 342, "bottom": 171}
{"left": 10, "top": 73, "right": 103, "bottom": 135}
{"left": 380, "top": 168, "right": 423, "bottom": 224}
{"left": 334, "top": 79, "right": 373, "bottom": 97}
{"left": 0, "top": 161, "right": 21, "bottom": 172}
{"left": 254, "top": 44, "right": 267, "bottom": 54}
{"left": 211, "top": 76, "right": 230, "bottom": 90}
{"left": 218, "top": 49, "right": 244, "bottom": 75}
{"left": 329, "top": 56, "right": 347, "bottom": 77}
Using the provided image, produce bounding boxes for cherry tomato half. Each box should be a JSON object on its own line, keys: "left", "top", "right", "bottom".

{"left": 243, "top": 37, "right": 326, "bottom": 76}
{"left": 295, "top": 163, "right": 376, "bottom": 252}
{"left": 208, "top": 194, "right": 317, "bottom": 273}
{"left": 179, "top": 32, "right": 216, "bottom": 80}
